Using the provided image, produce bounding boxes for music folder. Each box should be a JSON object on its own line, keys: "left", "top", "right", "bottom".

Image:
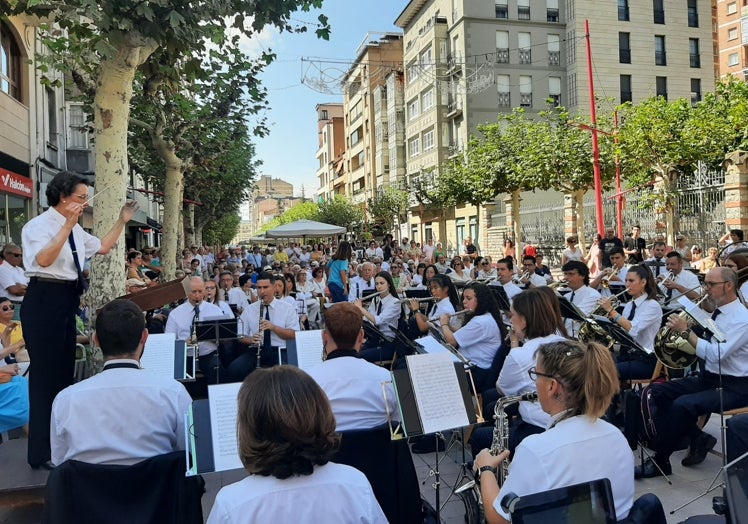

{"left": 390, "top": 353, "right": 476, "bottom": 437}
{"left": 286, "top": 330, "right": 324, "bottom": 370}
{"left": 589, "top": 315, "right": 648, "bottom": 353}
{"left": 488, "top": 285, "right": 511, "bottom": 311}
{"left": 404, "top": 288, "right": 431, "bottom": 300}
{"left": 140, "top": 332, "right": 191, "bottom": 381}
{"left": 558, "top": 295, "right": 587, "bottom": 322}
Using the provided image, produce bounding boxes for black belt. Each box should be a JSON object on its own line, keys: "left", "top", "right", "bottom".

{"left": 30, "top": 276, "right": 78, "bottom": 286}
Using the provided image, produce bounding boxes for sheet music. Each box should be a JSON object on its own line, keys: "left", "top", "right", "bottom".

{"left": 140, "top": 333, "right": 177, "bottom": 379}
{"left": 415, "top": 335, "right": 462, "bottom": 363}
{"left": 293, "top": 330, "right": 324, "bottom": 370}
{"left": 406, "top": 353, "right": 470, "bottom": 434}
{"left": 208, "top": 383, "right": 243, "bottom": 472}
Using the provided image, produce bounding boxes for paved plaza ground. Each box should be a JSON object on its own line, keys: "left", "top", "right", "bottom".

{"left": 0, "top": 415, "right": 729, "bottom": 523}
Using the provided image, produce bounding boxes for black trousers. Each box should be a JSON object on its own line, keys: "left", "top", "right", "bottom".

{"left": 651, "top": 372, "right": 748, "bottom": 459}
{"left": 21, "top": 279, "right": 80, "bottom": 466}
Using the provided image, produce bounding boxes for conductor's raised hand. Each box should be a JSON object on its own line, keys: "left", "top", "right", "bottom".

{"left": 119, "top": 201, "right": 139, "bottom": 223}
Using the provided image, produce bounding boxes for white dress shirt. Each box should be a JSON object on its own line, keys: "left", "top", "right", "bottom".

{"left": 563, "top": 285, "right": 601, "bottom": 337}
{"left": 224, "top": 287, "right": 250, "bottom": 312}
{"left": 165, "top": 301, "right": 226, "bottom": 356}
{"left": 664, "top": 269, "right": 700, "bottom": 301}
{"left": 306, "top": 355, "right": 400, "bottom": 431}
{"left": 621, "top": 295, "right": 662, "bottom": 354}
{"left": 207, "top": 462, "right": 387, "bottom": 524}
{"left": 498, "top": 333, "right": 566, "bottom": 429}
{"left": 50, "top": 359, "right": 192, "bottom": 466}
{"left": 348, "top": 276, "right": 376, "bottom": 302}
{"left": 367, "top": 294, "right": 401, "bottom": 339}
{"left": 494, "top": 416, "right": 634, "bottom": 522}
{"left": 0, "top": 262, "right": 28, "bottom": 301}
{"left": 239, "top": 298, "right": 300, "bottom": 348}
{"left": 696, "top": 298, "right": 748, "bottom": 376}
{"left": 492, "top": 281, "right": 522, "bottom": 301}
{"left": 453, "top": 313, "right": 502, "bottom": 368}
{"left": 22, "top": 207, "right": 101, "bottom": 280}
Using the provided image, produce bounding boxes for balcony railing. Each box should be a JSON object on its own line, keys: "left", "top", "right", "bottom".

{"left": 548, "top": 50, "right": 560, "bottom": 66}
{"left": 496, "top": 48, "right": 510, "bottom": 63}
{"left": 498, "top": 91, "right": 511, "bottom": 107}
{"left": 547, "top": 8, "right": 559, "bottom": 22}
{"left": 518, "top": 6, "right": 530, "bottom": 19}
{"left": 520, "top": 93, "right": 532, "bottom": 107}
{"left": 519, "top": 49, "right": 532, "bottom": 64}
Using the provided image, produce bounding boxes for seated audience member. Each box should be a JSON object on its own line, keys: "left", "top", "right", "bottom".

{"left": 207, "top": 366, "right": 387, "bottom": 524}
{"left": 0, "top": 361, "right": 28, "bottom": 436}
{"left": 306, "top": 303, "right": 399, "bottom": 431}
{"left": 50, "top": 299, "right": 192, "bottom": 466}
{"left": 474, "top": 339, "right": 634, "bottom": 523}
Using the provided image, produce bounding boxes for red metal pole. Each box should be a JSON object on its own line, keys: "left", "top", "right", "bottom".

{"left": 614, "top": 110, "right": 623, "bottom": 238}
{"left": 585, "top": 19, "right": 605, "bottom": 237}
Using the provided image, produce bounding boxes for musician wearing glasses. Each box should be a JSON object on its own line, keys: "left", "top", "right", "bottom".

{"left": 474, "top": 340, "right": 634, "bottom": 523}
{"left": 0, "top": 244, "right": 28, "bottom": 309}
{"left": 517, "top": 256, "right": 548, "bottom": 289}
{"left": 637, "top": 267, "right": 748, "bottom": 478}
{"left": 477, "top": 258, "right": 497, "bottom": 280}
{"left": 659, "top": 251, "right": 701, "bottom": 302}
{"left": 356, "top": 272, "right": 401, "bottom": 363}
{"left": 408, "top": 274, "right": 461, "bottom": 337}
{"left": 598, "top": 265, "right": 662, "bottom": 380}
{"left": 439, "top": 283, "right": 506, "bottom": 392}
{"left": 560, "top": 261, "right": 600, "bottom": 338}
{"left": 306, "top": 303, "right": 399, "bottom": 431}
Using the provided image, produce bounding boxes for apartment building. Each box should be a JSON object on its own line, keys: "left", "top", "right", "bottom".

{"left": 315, "top": 103, "right": 345, "bottom": 202}
{"left": 341, "top": 33, "right": 404, "bottom": 208}
{"left": 395, "top": 0, "right": 715, "bottom": 253}
{"left": 714, "top": 0, "right": 748, "bottom": 79}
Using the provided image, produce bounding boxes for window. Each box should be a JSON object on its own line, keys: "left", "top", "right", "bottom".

{"left": 618, "top": 0, "right": 630, "bottom": 21}
{"left": 728, "top": 27, "right": 738, "bottom": 40}
{"left": 320, "top": 109, "right": 328, "bottom": 120}
{"left": 567, "top": 72, "right": 577, "bottom": 106}
{"left": 497, "top": 74, "right": 511, "bottom": 107}
{"left": 566, "top": 30, "right": 576, "bottom": 65}
{"left": 548, "top": 34, "right": 560, "bottom": 66}
{"left": 549, "top": 77, "right": 561, "bottom": 107}
{"left": 0, "top": 21, "right": 22, "bottom": 102}
{"left": 691, "top": 78, "right": 702, "bottom": 104}
{"left": 547, "top": 0, "right": 560, "bottom": 22}
{"left": 519, "top": 75, "right": 532, "bottom": 107}
{"left": 495, "top": 1, "right": 508, "bottom": 18}
{"left": 407, "top": 98, "right": 419, "bottom": 121}
{"left": 67, "top": 104, "right": 89, "bottom": 149}
{"left": 420, "top": 48, "right": 433, "bottom": 72}
{"left": 620, "top": 74, "right": 632, "bottom": 103}
{"left": 408, "top": 137, "right": 420, "bottom": 158}
{"left": 406, "top": 60, "right": 419, "bottom": 83}
{"left": 619, "top": 33, "right": 631, "bottom": 64}
{"left": 519, "top": 33, "right": 532, "bottom": 64}
{"left": 727, "top": 2, "right": 737, "bottom": 15}
{"left": 655, "top": 35, "right": 666, "bottom": 66}
{"left": 423, "top": 129, "right": 435, "bottom": 152}
{"left": 496, "top": 31, "right": 510, "bottom": 63}
{"left": 728, "top": 52, "right": 739, "bottom": 66}
{"left": 46, "top": 86, "right": 58, "bottom": 148}
{"left": 653, "top": 0, "right": 665, "bottom": 24}
{"left": 689, "top": 38, "right": 700, "bottom": 68}
{"left": 656, "top": 76, "right": 667, "bottom": 100}
{"left": 421, "top": 88, "right": 434, "bottom": 112}
{"left": 687, "top": 0, "right": 698, "bottom": 27}
{"left": 518, "top": 0, "right": 531, "bottom": 19}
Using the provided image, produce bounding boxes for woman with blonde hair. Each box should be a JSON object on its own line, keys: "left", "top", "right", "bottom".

{"left": 474, "top": 339, "right": 634, "bottom": 524}
{"left": 207, "top": 366, "right": 386, "bottom": 523}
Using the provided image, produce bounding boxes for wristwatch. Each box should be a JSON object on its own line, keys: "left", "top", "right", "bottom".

{"left": 678, "top": 329, "right": 691, "bottom": 339}
{"left": 478, "top": 465, "right": 496, "bottom": 476}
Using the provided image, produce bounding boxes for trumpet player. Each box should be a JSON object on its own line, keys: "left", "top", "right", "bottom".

{"left": 659, "top": 251, "right": 701, "bottom": 302}
{"left": 516, "top": 256, "right": 548, "bottom": 289}
{"left": 560, "top": 261, "right": 600, "bottom": 337}
{"left": 598, "top": 265, "right": 662, "bottom": 380}
{"left": 637, "top": 267, "right": 748, "bottom": 479}
{"left": 492, "top": 258, "right": 522, "bottom": 301}
{"left": 236, "top": 272, "right": 299, "bottom": 373}
{"left": 589, "top": 247, "right": 627, "bottom": 293}
{"left": 474, "top": 340, "right": 634, "bottom": 523}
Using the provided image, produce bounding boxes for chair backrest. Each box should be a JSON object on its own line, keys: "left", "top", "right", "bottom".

{"left": 42, "top": 451, "right": 204, "bottom": 524}
{"left": 334, "top": 424, "right": 421, "bottom": 524}
{"left": 618, "top": 493, "right": 666, "bottom": 524}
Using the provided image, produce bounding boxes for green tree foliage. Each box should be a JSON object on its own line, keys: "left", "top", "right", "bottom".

{"left": 203, "top": 214, "right": 241, "bottom": 246}
{"left": 260, "top": 201, "right": 320, "bottom": 233}
{"left": 318, "top": 196, "right": 362, "bottom": 232}
{"left": 367, "top": 187, "right": 409, "bottom": 236}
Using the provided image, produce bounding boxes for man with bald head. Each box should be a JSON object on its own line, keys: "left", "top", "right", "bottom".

{"left": 165, "top": 277, "right": 227, "bottom": 384}
{"left": 348, "top": 262, "right": 376, "bottom": 302}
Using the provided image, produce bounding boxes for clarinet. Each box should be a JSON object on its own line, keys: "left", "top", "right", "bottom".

{"left": 257, "top": 301, "right": 265, "bottom": 369}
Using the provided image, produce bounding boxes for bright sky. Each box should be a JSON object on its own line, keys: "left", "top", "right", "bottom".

{"left": 250, "top": 0, "right": 404, "bottom": 197}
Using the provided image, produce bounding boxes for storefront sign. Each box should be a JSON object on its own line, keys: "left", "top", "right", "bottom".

{"left": 0, "top": 168, "right": 33, "bottom": 198}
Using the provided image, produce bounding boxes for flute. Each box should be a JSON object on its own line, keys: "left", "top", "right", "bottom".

{"left": 427, "top": 309, "right": 471, "bottom": 325}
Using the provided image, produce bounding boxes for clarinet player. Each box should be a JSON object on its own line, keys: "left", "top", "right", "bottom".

{"left": 473, "top": 339, "right": 634, "bottom": 523}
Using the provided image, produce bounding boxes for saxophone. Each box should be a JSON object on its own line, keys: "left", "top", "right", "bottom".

{"left": 454, "top": 391, "right": 538, "bottom": 524}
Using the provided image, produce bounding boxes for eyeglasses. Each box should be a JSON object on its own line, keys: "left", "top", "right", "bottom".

{"left": 481, "top": 262, "right": 489, "bottom": 266}
{"left": 704, "top": 281, "right": 728, "bottom": 288}
{"left": 1, "top": 304, "right": 15, "bottom": 311}
{"left": 528, "top": 367, "right": 554, "bottom": 381}
{"left": 71, "top": 193, "right": 88, "bottom": 200}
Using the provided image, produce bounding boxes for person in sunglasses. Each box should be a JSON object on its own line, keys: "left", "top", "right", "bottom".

{"left": 0, "top": 244, "right": 28, "bottom": 317}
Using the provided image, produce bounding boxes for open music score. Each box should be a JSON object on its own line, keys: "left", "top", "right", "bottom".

{"left": 415, "top": 335, "right": 462, "bottom": 364}
{"left": 140, "top": 332, "right": 189, "bottom": 381}
{"left": 287, "top": 330, "right": 325, "bottom": 370}
{"left": 206, "top": 382, "right": 243, "bottom": 472}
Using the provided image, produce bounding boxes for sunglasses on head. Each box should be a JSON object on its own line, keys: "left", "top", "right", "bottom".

{"left": 1, "top": 304, "right": 15, "bottom": 311}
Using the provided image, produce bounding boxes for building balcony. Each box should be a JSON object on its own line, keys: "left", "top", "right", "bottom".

{"left": 519, "top": 49, "right": 532, "bottom": 64}
{"left": 446, "top": 99, "right": 463, "bottom": 118}
{"left": 548, "top": 50, "right": 560, "bottom": 66}
{"left": 496, "top": 48, "right": 509, "bottom": 64}
{"left": 498, "top": 91, "right": 511, "bottom": 108}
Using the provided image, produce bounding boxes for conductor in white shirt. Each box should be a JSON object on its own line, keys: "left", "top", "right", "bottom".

{"left": 306, "top": 303, "right": 399, "bottom": 431}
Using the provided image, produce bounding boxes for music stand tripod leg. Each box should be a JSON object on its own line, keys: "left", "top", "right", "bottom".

{"left": 638, "top": 441, "right": 673, "bottom": 485}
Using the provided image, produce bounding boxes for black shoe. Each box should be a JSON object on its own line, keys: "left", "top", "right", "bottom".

{"left": 634, "top": 457, "right": 672, "bottom": 479}
{"left": 30, "top": 460, "right": 55, "bottom": 471}
{"left": 682, "top": 433, "right": 717, "bottom": 467}
{"left": 411, "top": 437, "right": 446, "bottom": 454}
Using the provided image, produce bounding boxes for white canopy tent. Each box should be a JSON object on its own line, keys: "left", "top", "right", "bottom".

{"left": 264, "top": 219, "right": 346, "bottom": 240}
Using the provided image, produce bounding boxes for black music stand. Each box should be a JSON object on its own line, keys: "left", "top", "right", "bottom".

{"left": 391, "top": 328, "right": 422, "bottom": 359}
{"left": 607, "top": 284, "right": 630, "bottom": 303}
{"left": 404, "top": 289, "right": 431, "bottom": 299}
{"left": 363, "top": 319, "right": 393, "bottom": 344}
{"left": 488, "top": 285, "right": 511, "bottom": 312}
{"left": 557, "top": 295, "right": 587, "bottom": 322}
{"left": 589, "top": 315, "right": 643, "bottom": 353}
{"left": 194, "top": 318, "right": 240, "bottom": 342}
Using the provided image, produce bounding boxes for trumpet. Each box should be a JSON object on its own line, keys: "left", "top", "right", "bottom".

{"left": 512, "top": 271, "right": 531, "bottom": 285}
{"left": 549, "top": 279, "right": 569, "bottom": 290}
{"left": 591, "top": 288, "right": 629, "bottom": 316}
{"left": 659, "top": 283, "right": 706, "bottom": 308}
{"left": 656, "top": 271, "right": 675, "bottom": 296}
{"left": 601, "top": 266, "right": 621, "bottom": 289}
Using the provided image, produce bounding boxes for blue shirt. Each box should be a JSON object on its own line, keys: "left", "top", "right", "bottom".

{"left": 328, "top": 259, "right": 349, "bottom": 288}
